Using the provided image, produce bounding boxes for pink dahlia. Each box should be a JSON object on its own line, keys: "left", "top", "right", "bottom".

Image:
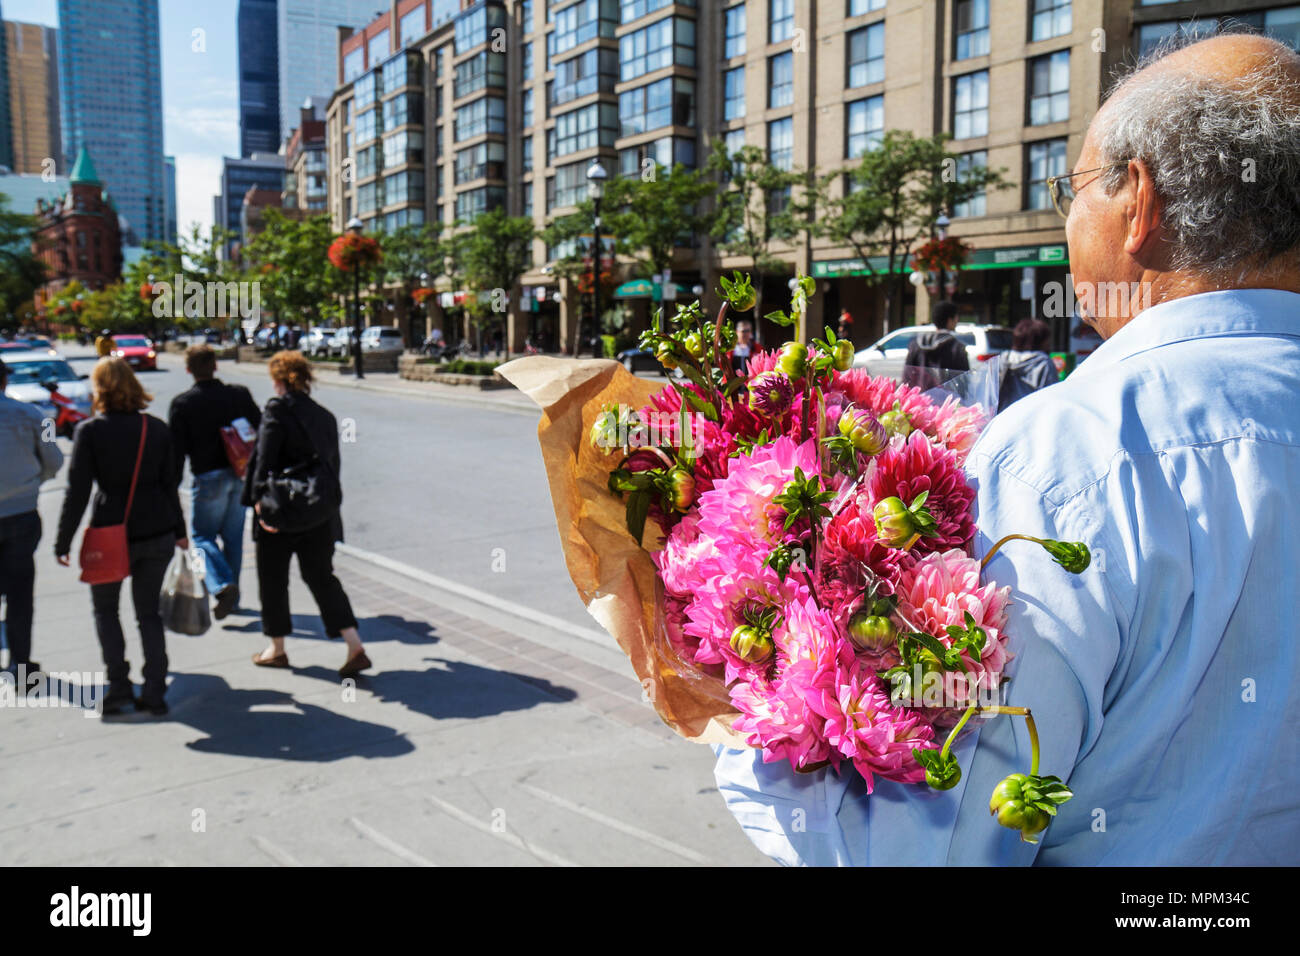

{"left": 730, "top": 597, "right": 853, "bottom": 771}
{"left": 694, "top": 436, "right": 821, "bottom": 553}
{"left": 816, "top": 488, "right": 911, "bottom": 622}
{"left": 868, "top": 431, "right": 976, "bottom": 555}
{"left": 827, "top": 370, "right": 989, "bottom": 462}
{"left": 822, "top": 660, "right": 936, "bottom": 791}
{"left": 894, "top": 548, "right": 1013, "bottom": 704}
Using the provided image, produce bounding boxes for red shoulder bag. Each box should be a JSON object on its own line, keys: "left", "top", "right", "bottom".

{"left": 79, "top": 416, "right": 148, "bottom": 585}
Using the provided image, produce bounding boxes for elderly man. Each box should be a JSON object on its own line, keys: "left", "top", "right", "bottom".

{"left": 714, "top": 33, "right": 1300, "bottom": 865}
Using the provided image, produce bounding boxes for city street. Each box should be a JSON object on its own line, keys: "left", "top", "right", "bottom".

{"left": 0, "top": 345, "right": 767, "bottom": 866}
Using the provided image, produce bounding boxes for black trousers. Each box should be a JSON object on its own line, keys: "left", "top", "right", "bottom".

{"left": 91, "top": 532, "right": 174, "bottom": 698}
{"left": 0, "top": 510, "right": 42, "bottom": 666}
{"left": 256, "top": 518, "right": 357, "bottom": 638}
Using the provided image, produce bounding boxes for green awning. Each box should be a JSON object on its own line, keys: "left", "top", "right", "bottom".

{"left": 812, "top": 244, "right": 1068, "bottom": 278}
{"left": 614, "top": 279, "right": 654, "bottom": 298}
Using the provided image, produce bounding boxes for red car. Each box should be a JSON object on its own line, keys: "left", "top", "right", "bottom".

{"left": 111, "top": 334, "right": 158, "bottom": 371}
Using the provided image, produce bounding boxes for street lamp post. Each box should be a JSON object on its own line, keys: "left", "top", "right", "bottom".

{"left": 935, "top": 211, "right": 951, "bottom": 304}
{"left": 347, "top": 217, "right": 364, "bottom": 379}
{"left": 586, "top": 159, "right": 607, "bottom": 355}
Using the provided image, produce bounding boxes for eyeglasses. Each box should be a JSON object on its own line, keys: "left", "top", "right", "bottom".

{"left": 1044, "top": 162, "right": 1128, "bottom": 219}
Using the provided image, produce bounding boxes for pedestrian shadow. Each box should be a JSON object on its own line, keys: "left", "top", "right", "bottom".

{"left": 162, "top": 672, "right": 415, "bottom": 761}
{"left": 293, "top": 657, "right": 577, "bottom": 723}
{"left": 214, "top": 613, "right": 440, "bottom": 647}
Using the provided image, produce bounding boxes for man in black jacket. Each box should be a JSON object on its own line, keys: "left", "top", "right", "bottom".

{"left": 168, "top": 346, "right": 261, "bottom": 619}
{"left": 902, "top": 301, "right": 970, "bottom": 390}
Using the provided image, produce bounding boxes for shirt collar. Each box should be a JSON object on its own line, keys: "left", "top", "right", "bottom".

{"left": 1076, "top": 288, "right": 1300, "bottom": 376}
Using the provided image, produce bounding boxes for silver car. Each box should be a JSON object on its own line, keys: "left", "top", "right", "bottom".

{"left": 300, "top": 327, "right": 338, "bottom": 358}
{"left": 1, "top": 350, "right": 93, "bottom": 420}
{"left": 853, "top": 323, "right": 1013, "bottom": 379}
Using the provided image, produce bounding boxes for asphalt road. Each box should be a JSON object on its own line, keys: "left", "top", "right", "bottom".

{"left": 75, "top": 346, "right": 596, "bottom": 636}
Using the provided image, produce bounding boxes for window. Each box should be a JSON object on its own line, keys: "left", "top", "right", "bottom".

{"left": 621, "top": 0, "right": 681, "bottom": 23}
{"left": 847, "top": 22, "right": 884, "bottom": 88}
{"left": 724, "top": 127, "right": 746, "bottom": 157}
{"left": 618, "top": 76, "right": 695, "bottom": 137}
{"left": 354, "top": 71, "right": 379, "bottom": 111}
{"left": 523, "top": 41, "right": 534, "bottom": 80}
{"left": 355, "top": 107, "right": 380, "bottom": 144}
{"left": 454, "top": 96, "right": 506, "bottom": 140}
{"left": 549, "top": 0, "right": 618, "bottom": 61}
{"left": 382, "top": 52, "right": 421, "bottom": 95}
{"left": 848, "top": 0, "right": 885, "bottom": 14}
{"left": 550, "top": 47, "right": 619, "bottom": 106}
{"left": 356, "top": 143, "right": 380, "bottom": 179}
{"left": 454, "top": 51, "right": 506, "bottom": 98}
{"left": 1028, "top": 50, "right": 1069, "bottom": 125}
{"left": 769, "top": 0, "right": 794, "bottom": 44}
{"left": 523, "top": 135, "right": 534, "bottom": 173}
{"left": 554, "top": 101, "right": 619, "bottom": 157}
{"left": 1134, "top": 19, "right": 1226, "bottom": 58}
{"left": 383, "top": 130, "right": 424, "bottom": 167}
{"left": 766, "top": 52, "right": 793, "bottom": 108}
{"left": 619, "top": 136, "right": 696, "bottom": 176}
{"left": 1031, "top": 0, "right": 1071, "bottom": 42}
{"left": 383, "top": 93, "right": 423, "bottom": 129}
{"left": 455, "top": 3, "right": 506, "bottom": 53}
{"left": 955, "top": 0, "right": 990, "bottom": 59}
{"left": 343, "top": 46, "right": 365, "bottom": 82}
{"left": 767, "top": 116, "right": 793, "bottom": 170}
{"left": 522, "top": 88, "right": 534, "bottom": 128}
{"left": 400, "top": 5, "right": 426, "bottom": 46}
{"left": 724, "top": 5, "right": 746, "bottom": 58}
{"left": 724, "top": 66, "right": 745, "bottom": 121}
{"left": 1026, "top": 138, "right": 1067, "bottom": 210}
{"left": 368, "top": 29, "right": 390, "bottom": 65}
{"left": 548, "top": 161, "right": 588, "bottom": 210}
{"left": 456, "top": 185, "right": 505, "bottom": 221}
{"left": 384, "top": 207, "right": 424, "bottom": 231}
{"left": 520, "top": 0, "right": 533, "bottom": 31}
{"left": 620, "top": 16, "right": 695, "bottom": 81}
{"left": 952, "top": 150, "right": 987, "bottom": 218}
{"left": 1263, "top": 7, "right": 1300, "bottom": 51}
{"left": 357, "top": 180, "right": 385, "bottom": 214}
{"left": 524, "top": 180, "right": 534, "bottom": 218}
{"left": 846, "top": 96, "right": 883, "bottom": 157}
{"left": 455, "top": 141, "right": 506, "bottom": 183}
{"left": 384, "top": 171, "right": 424, "bottom": 205}
{"left": 953, "top": 70, "right": 988, "bottom": 139}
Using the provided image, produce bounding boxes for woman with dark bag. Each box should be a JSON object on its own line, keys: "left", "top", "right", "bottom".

{"left": 54, "top": 358, "right": 188, "bottom": 715}
{"left": 242, "top": 351, "right": 370, "bottom": 677}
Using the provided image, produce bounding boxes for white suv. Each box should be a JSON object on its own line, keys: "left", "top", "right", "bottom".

{"left": 853, "top": 323, "right": 1013, "bottom": 378}
{"left": 360, "top": 326, "right": 404, "bottom": 353}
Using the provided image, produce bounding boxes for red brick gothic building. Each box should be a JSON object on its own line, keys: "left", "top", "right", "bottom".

{"left": 32, "top": 147, "right": 123, "bottom": 316}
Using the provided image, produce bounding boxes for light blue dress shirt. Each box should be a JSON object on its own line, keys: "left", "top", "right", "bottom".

{"left": 714, "top": 288, "right": 1300, "bottom": 865}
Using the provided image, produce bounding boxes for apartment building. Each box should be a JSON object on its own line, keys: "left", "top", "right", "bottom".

{"left": 326, "top": 0, "right": 1300, "bottom": 352}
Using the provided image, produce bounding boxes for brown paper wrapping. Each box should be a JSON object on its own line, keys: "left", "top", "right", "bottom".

{"left": 499, "top": 355, "right": 748, "bottom": 748}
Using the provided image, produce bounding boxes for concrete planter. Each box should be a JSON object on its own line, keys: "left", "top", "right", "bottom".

{"left": 398, "top": 354, "right": 509, "bottom": 389}
{"left": 237, "top": 348, "right": 396, "bottom": 374}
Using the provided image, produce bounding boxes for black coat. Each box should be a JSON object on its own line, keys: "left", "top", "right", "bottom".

{"left": 168, "top": 378, "right": 262, "bottom": 478}
{"left": 241, "top": 391, "right": 343, "bottom": 541}
{"left": 55, "top": 411, "right": 187, "bottom": 556}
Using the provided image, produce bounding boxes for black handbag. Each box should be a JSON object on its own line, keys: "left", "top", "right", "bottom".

{"left": 257, "top": 401, "right": 337, "bottom": 534}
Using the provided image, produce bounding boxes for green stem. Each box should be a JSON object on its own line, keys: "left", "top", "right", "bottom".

{"left": 979, "top": 533, "right": 1044, "bottom": 572}
{"left": 939, "top": 705, "right": 978, "bottom": 761}
{"left": 1026, "top": 712, "right": 1041, "bottom": 777}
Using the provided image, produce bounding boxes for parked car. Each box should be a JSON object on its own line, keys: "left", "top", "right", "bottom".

{"left": 360, "top": 326, "right": 404, "bottom": 354}
{"left": 301, "top": 326, "right": 339, "bottom": 358}
{"left": 615, "top": 348, "right": 684, "bottom": 379}
{"left": 15, "top": 336, "right": 59, "bottom": 357}
{"left": 852, "top": 323, "right": 1012, "bottom": 379}
{"left": 327, "top": 328, "right": 356, "bottom": 358}
{"left": 110, "top": 334, "right": 158, "bottom": 371}
{"left": 0, "top": 349, "right": 93, "bottom": 421}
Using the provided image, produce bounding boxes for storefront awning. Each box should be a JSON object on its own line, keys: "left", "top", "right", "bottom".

{"left": 813, "top": 244, "right": 1068, "bottom": 278}
{"left": 614, "top": 279, "right": 654, "bottom": 299}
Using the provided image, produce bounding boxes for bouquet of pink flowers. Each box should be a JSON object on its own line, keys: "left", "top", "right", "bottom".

{"left": 502, "top": 274, "right": 1088, "bottom": 843}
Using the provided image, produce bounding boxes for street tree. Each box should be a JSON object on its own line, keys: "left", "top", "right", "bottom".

{"left": 602, "top": 163, "right": 713, "bottom": 279}
{"left": 461, "top": 208, "right": 535, "bottom": 353}
{"left": 812, "top": 130, "right": 1009, "bottom": 330}
{"left": 379, "top": 221, "right": 444, "bottom": 345}
{"left": 242, "top": 212, "right": 346, "bottom": 328}
{"left": 0, "top": 191, "right": 46, "bottom": 325}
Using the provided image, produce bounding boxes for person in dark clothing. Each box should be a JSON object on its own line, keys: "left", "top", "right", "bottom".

{"left": 0, "top": 358, "right": 64, "bottom": 680}
{"left": 169, "top": 345, "right": 262, "bottom": 619}
{"left": 994, "top": 318, "right": 1058, "bottom": 412}
{"left": 902, "top": 301, "right": 970, "bottom": 390}
{"left": 241, "top": 351, "right": 369, "bottom": 678}
{"left": 54, "top": 359, "right": 188, "bottom": 715}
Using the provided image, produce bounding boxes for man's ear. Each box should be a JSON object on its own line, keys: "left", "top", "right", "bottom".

{"left": 1123, "top": 159, "right": 1163, "bottom": 259}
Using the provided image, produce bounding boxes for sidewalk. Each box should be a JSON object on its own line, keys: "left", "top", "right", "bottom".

{"left": 0, "top": 489, "right": 766, "bottom": 866}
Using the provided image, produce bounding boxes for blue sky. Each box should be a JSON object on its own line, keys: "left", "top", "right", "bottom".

{"left": 6, "top": 0, "right": 239, "bottom": 237}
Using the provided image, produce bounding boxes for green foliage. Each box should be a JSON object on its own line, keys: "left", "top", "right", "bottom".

{"left": 600, "top": 163, "right": 713, "bottom": 278}
{"left": 441, "top": 358, "right": 500, "bottom": 375}
{"left": 241, "top": 211, "right": 347, "bottom": 324}
{"left": 0, "top": 191, "right": 46, "bottom": 320}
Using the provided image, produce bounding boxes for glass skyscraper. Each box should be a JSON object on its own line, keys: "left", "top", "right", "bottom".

{"left": 238, "top": 0, "right": 280, "bottom": 157}
{"left": 0, "top": 0, "right": 13, "bottom": 170}
{"left": 276, "top": 0, "right": 378, "bottom": 140}
{"left": 56, "top": 0, "right": 164, "bottom": 243}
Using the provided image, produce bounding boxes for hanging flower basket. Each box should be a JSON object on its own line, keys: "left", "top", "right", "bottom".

{"left": 328, "top": 233, "right": 383, "bottom": 272}
{"left": 911, "top": 236, "right": 971, "bottom": 275}
{"left": 412, "top": 287, "right": 435, "bottom": 304}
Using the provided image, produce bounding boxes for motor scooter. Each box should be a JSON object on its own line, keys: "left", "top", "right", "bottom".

{"left": 41, "top": 378, "right": 90, "bottom": 438}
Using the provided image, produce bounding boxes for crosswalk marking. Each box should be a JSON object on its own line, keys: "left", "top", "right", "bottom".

{"left": 426, "top": 795, "right": 578, "bottom": 867}
{"left": 518, "top": 783, "right": 709, "bottom": 864}
{"left": 348, "top": 817, "right": 437, "bottom": 866}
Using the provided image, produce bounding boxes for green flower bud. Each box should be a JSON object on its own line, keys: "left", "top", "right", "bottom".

{"left": 847, "top": 612, "right": 897, "bottom": 652}
{"left": 838, "top": 407, "right": 888, "bottom": 456}
{"left": 878, "top": 403, "right": 913, "bottom": 439}
{"left": 730, "top": 624, "right": 773, "bottom": 664}
{"left": 684, "top": 331, "right": 705, "bottom": 359}
{"left": 873, "top": 497, "right": 916, "bottom": 548}
{"left": 831, "top": 338, "right": 854, "bottom": 372}
{"left": 656, "top": 342, "right": 678, "bottom": 370}
{"left": 776, "top": 341, "right": 808, "bottom": 378}
{"left": 927, "top": 763, "right": 962, "bottom": 791}
{"left": 1041, "top": 539, "right": 1091, "bottom": 574}
{"left": 665, "top": 467, "right": 695, "bottom": 512}
{"left": 988, "top": 773, "right": 1028, "bottom": 815}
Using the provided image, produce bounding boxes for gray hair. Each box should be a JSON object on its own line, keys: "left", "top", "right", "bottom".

{"left": 1097, "top": 33, "right": 1300, "bottom": 282}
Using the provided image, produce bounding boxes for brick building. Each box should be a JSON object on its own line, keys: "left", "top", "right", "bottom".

{"left": 32, "top": 146, "right": 122, "bottom": 314}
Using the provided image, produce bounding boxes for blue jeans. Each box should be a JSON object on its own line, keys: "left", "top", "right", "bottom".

{"left": 190, "top": 468, "right": 245, "bottom": 594}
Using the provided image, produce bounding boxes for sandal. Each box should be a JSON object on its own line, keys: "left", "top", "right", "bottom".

{"left": 339, "top": 650, "right": 372, "bottom": 678}
{"left": 252, "top": 651, "right": 290, "bottom": 668}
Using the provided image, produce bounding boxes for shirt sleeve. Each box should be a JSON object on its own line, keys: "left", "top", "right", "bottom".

{"left": 54, "top": 422, "right": 94, "bottom": 556}
{"left": 167, "top": 396, "right": 189, "bottom": 486}
{"left": 34, "top": 410, "right": 63, "bottom": 482}
{"left": 712, "top": 452, "right": 1127, "bottom": 865}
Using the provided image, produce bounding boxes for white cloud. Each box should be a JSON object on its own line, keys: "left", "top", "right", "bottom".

{"left": 173, "top": 153, "right": 226, "bottom": 237}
